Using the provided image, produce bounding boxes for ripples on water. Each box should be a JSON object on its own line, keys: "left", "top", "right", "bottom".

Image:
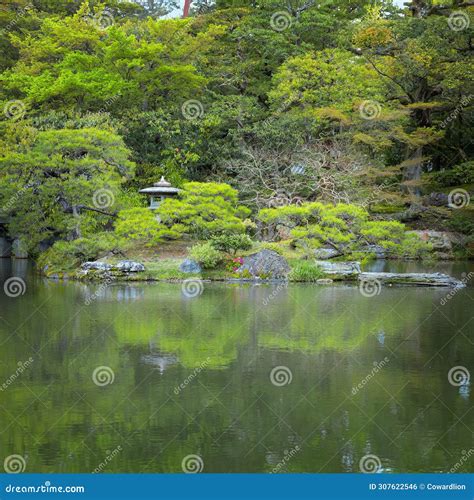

{"left": 0, "top": 260, "right": 472, "bottom": 473}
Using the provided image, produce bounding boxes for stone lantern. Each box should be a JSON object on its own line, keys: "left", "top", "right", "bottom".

{"left": 139, "top": 176, "right": 179, "bottom": 209}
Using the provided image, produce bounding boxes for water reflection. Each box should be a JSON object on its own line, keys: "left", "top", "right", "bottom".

{"left": 0, "top": 260, "right": 472, "bottom": 473}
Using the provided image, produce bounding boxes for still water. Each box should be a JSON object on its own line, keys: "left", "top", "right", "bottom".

{"left": 0, "top": 260, "right": 472, "bottom": 473}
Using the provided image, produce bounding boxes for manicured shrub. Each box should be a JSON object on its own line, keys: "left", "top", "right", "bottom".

{"left": 210, "top": 234, "right": 253, "bottom": 254}
{"left": 189, "top": 242, "right": 223, "bottom": 269}
{"left": 37, "top": 233, "right": 119, "bottom": 273}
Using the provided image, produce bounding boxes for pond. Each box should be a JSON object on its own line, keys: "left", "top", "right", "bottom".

{"left": 0, "top": 259, "right": 472, "bottom": 473}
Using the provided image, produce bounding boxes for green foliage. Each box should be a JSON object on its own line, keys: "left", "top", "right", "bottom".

{"left": 157, "top": 182, "right": 250, "bottom": 239}
{"left": 189, "top": 242, "right": 223, "bottom": 269}
{"left": 115, "top": 208, "right": 182, "bottom": 246}
{"left": 37, "top": 233, "right": 119, "bottom": 273}
{"left": 210, "top": 233, "right": 253, "bottom": 255}
{"left": 0, "top": 126, "right": 134, "bottom": 250}
{"left": 259, "top": 202, "right": 429, "bottom": 259}
{"left": 431, "top": 162, "right": 474, "bottom": 187}
{"left": 289, "top": 261, "right": 324, "bottom": 282}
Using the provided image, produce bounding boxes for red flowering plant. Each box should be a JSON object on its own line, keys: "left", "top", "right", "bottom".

{"left": 224, "top": 256, "right": 244, "bottom": 273}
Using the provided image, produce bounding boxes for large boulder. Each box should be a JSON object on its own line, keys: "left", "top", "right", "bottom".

{"left": 315, "top": 260, "right": 361, "bottom": 279}
{"left": 179, "top": 259, "right": 202, "bottom": 274}
{"left": 115, "top": 260, "right": 145, "bottom": 272}
{"left": 313, "top": 248, "right": 342, "bottom": 260}
{"left": 81, "top": 261, "right": 112, "bottom": 271}
{"left": 237, "top": 249, "right": 290, "bottom": 278}
{"left": 411, "top": 230, "right": 459, "bottom": 259}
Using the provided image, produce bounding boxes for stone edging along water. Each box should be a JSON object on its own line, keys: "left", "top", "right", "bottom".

{"left": 62, "top": 259, "right": 466, "bottom": 288}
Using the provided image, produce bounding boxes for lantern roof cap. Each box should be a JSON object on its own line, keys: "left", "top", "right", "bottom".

{"left": 139, "top": 176, "right": 179, "bottom": 195}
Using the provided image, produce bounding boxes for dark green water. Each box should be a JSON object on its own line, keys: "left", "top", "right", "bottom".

{"left": 0, "top": 260, "right": 472, "bottom": 473}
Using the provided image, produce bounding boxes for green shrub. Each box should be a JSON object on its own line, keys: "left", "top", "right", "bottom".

{"left": 189, "top": 242, "right": 223, "bottom": 269}
{"left": 210, "top": 234, "right": 253, "bottom": 254}
{"left": 37, "top": 233, "right": 119, "bottom": 273}
{"left": 289, "top": 261, "right": 324, "bottom": 282}
{"left": 432, "top": 161, "right": 474, "bottom": 186}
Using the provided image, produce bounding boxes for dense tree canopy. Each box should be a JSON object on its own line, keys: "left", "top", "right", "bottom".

{"left": 0, "top": 0, "right": 472, "bottom": 255}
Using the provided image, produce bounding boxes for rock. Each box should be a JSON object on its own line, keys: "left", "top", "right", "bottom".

{"left": 115, "top": 260, "right": 145, "bottom": 272}
{"left": 12, "top": 238, "right": 28, "bottom": 259}
{"left": 81, "top": 261, "right": 112, "bottom": 271}
{"left": 425, "top": 192, "right": 449, "bottom": 207}
{"left": 237, "top": 249, "right": 290, "bottom": 278}
{"left": 315, "top": 260, "right": 361, "bottom": 279}
{"left": 179, "top": 259, "right": 202, "bottom": 274}
{"left": 0, "top": 237, "right": 11, "bottom": 258}
{"left": 313, "top": 248, "right": 342, "bottom": 260}
{"left": 360, "top": 244, "right": 387, "bottom": 259}
{"left": 412, "top": 230, "right": 457, "bottom": 258}
{"left": 316, "top": 278, "right": 333, "bottom": 285}
{"left": 359, "top": 272, "right": 464, "bottom": 288}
